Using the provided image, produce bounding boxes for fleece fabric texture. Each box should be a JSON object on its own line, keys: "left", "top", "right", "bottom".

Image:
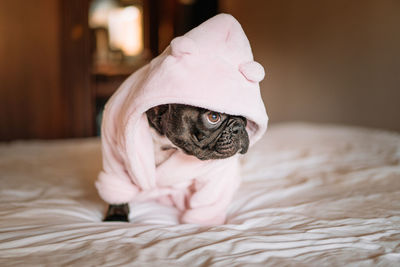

{"left": 96, "top": 14, "right": 268, "bottom": 225}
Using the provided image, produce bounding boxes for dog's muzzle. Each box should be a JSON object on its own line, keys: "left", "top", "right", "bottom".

{"left": 216, "top": 120, "right": 249, "bottom": 156}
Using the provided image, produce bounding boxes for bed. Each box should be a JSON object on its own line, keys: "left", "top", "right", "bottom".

{"left": 0, "top": 123, "right": 399, "bottom": 266}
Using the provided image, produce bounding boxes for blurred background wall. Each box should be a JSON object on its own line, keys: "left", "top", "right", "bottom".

{"left": 1, "top": 0, "right": 399, "bottom": 141}
{"left": 220, "top": 0, "right": 400, "bottom": 131}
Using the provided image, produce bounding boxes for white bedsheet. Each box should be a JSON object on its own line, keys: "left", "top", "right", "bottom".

{"left": 0, "top": 123, "right": 399, "bottom": 266}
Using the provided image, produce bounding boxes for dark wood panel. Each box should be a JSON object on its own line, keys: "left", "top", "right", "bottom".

{"left": 0, "top": 0, "right": 65, "bottom": 140}
{"left": 60, "top": 0, "right": 94, "bottom": 138}
{"left": 0, "top": 0, "right": 94, "bottom": 141}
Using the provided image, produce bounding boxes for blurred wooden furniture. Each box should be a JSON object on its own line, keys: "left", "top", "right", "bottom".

{"left": 0, "top": 0, "right": 217, "bottom": 141}
{"left": 0, "top": 0, "right": 154, "bottom": 140}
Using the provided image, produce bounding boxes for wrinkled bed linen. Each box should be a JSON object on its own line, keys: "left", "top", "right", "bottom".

{"left": 0, "top": 123, "right": 399, "bottom": 266}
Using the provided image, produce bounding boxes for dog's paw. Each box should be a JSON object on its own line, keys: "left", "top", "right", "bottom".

{"left": 104, "top": 213, "right": 129, "bottom": 222}
{"left": 103, "top": 203, "right": 130, "bottom": 222}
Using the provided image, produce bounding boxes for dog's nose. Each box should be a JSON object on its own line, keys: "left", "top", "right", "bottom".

{"left": 231, "top": 122, "right": 245, "bottom": 135}
{"left": 232, "top": 126, "right": 241, "bottom": 135}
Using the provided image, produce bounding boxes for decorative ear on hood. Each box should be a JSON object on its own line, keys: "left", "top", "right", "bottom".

{"left": 171, "top": 36, "right": 198, "bottom": 57}
{"left": 239, "top": 61, "right": 265, "bottom": 83}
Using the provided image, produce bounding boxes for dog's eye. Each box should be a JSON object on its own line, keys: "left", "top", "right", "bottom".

{"left": 206, "top": 112, "right": 221, "bottom": 124}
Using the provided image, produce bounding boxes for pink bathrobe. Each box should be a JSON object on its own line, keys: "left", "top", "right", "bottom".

{"left": 96, "top": 14, "right": 268, "bottom": 225}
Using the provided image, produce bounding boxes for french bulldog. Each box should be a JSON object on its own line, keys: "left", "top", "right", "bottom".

{"left": 104, "top": 104, "right": 249, "bottom": 222}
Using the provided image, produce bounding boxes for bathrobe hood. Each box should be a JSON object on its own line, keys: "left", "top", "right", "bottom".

{"left": 96, "top": 14, "right": 268, "bottom": 214}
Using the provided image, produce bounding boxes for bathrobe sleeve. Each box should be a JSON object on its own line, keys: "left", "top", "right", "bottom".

{"left": 95, "top": 104, "right": 140, "bottom": 204}
{"left": 181, "top": 156, "right": 241, "bottom": 225}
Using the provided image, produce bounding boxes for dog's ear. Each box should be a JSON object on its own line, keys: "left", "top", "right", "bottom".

{"left": 146, "top": 104, "right": 169, "bottom": 135}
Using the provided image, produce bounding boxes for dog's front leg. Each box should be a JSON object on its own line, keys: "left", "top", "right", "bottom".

{"left": 104, "top": 203, "right": 130, "bottom": 222}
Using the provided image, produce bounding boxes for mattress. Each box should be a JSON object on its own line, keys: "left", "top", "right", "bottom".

{"left": 0, "top": 123, "right": 399, "bottom": 266}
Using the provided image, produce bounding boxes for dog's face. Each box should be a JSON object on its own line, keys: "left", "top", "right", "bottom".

{"left": 146, "top": 104, "right": 249, "bottom": 160}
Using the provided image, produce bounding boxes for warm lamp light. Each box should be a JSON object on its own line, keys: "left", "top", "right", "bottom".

{"left": 108, "top": 6, "right": 143, "bottom": 56}
{"left": 89, "top": 0, "right": 117, "bottom": 28}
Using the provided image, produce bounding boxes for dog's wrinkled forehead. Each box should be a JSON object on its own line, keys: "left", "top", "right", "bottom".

{"left": 166, "top": 104, "right": 245, "bottom": 121}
